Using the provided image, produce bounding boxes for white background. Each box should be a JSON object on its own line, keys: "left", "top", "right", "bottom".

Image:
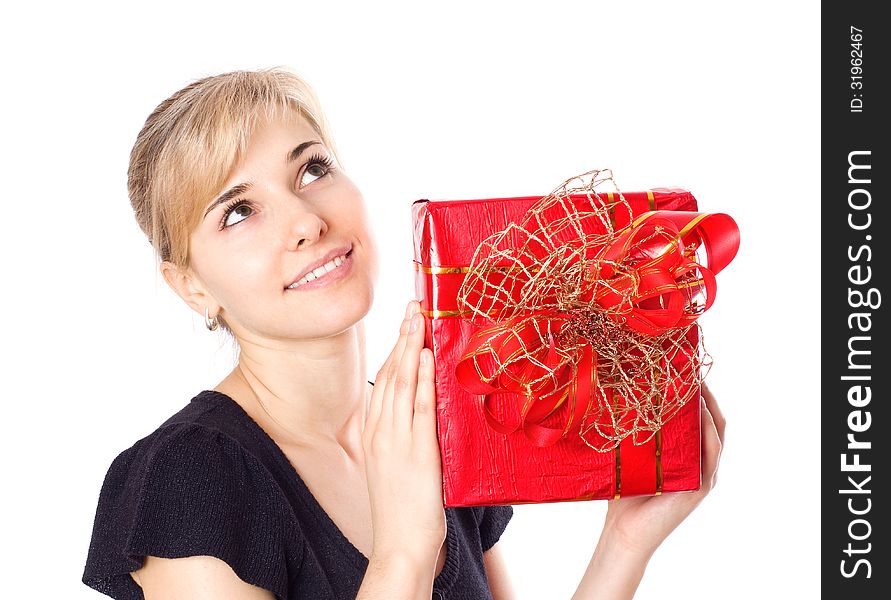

{"left": 1, "top": 1, "right": 819, "bottom": 598}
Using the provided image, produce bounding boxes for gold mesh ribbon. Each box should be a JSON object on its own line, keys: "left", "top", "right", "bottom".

{"left": 454, "top": 169, "right": 734, "bottom": 451}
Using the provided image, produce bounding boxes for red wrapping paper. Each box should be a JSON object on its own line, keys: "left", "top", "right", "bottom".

{"left": 413, "top": 189, "right": 705, "bottom": 507}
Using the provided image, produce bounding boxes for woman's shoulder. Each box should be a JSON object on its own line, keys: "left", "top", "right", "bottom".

{"left": 96, "top": 389, "right": 281, "bottom": 516}
{"left": 97, "top": 390, "right": 294, "bottom": 519}
{"left": 108, "top": 390, "right": 266, "bottom": 474}
{"left": 84, "top": 390, "right": 302, "bottom": 598}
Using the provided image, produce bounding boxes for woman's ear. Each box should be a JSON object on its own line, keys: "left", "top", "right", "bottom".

{"left": 159, "top": 261, "right": 219, "bottom": 318}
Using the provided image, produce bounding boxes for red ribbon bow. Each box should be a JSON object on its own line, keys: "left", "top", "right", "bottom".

{"left": 455, "top": 205, "right": 739, "bottom": 450}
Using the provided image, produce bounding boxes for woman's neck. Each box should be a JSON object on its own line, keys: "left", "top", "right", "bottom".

{"left": 215, "top": 321, "right": 370, "bottom": 459}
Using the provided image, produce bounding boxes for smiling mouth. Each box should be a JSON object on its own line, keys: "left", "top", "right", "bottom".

{"left": 287, "top": 249, "right": 353, "bottom": 289}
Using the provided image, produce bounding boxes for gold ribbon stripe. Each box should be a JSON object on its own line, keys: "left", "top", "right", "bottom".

{"left": 655, "top": 429, "right": 663, "bottom": 495}
{"left": 614, "top": 444, "right": 622, "bottom": 500}
{"left": 415, "top": 263, "right": 541, "bottom": 275}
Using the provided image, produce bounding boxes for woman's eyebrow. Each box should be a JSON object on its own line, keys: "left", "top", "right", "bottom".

{"left": 203, "top": 182, "right": 253, "bottom": 219}
{"left": 287, "top": 140, "right": 322, "bottom": 163}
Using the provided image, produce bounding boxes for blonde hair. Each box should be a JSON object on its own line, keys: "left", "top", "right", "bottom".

{"left": 128, "top": 67, "right": 340, "bottom": 267}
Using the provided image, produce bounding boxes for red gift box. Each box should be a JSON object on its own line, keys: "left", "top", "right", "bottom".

{"left": 413, "top": 182, "right": 735, "bottom": 507}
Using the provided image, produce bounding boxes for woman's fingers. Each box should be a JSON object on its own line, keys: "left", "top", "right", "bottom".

{"left": 392, "top": 307, "right": 425, "bottom": 431}
{"left": 701, "top": 382, "right": 725, "bottom": 444}
{"left": 700, "top": 386, "right": 724, "bottom": 492}
{"left": 381, "top": 302, "right": 419, "bottom": 429}
{"left": 367, "top": 302, "right": 415, "bottom": 437}
{"left": 413, "top": 348, "right": 438, "bottom": 438}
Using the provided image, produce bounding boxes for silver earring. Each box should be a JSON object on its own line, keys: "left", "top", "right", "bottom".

{"left": 204, "top": 307, "right": 219, "bottom": 331}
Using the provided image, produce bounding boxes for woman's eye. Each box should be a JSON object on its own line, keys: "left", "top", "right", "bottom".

{"left": 300, "top": 156, "right": 334, "bottom": 188}
{"left": 222, "top": 202, "right": 253, "bottom": 228}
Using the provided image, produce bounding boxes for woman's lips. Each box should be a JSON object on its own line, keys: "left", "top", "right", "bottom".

{"left": 286, "top": 249, "right": 354, "bottom": 291}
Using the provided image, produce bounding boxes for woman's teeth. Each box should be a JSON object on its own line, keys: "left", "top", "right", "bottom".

{"left": 288, "top": 254, "right": 347, "bottom": 289}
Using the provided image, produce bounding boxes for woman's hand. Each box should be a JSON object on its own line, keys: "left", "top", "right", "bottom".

{"left": 572, "top": 383, "right": 725, "bottom": 599}
{"left": 599, "top": 382, "right": 725, "bottom": 557}
{"left": 362, "top": 300, "right": 445, "bottom": 567}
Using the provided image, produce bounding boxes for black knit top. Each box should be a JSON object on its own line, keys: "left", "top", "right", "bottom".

{"left": 83, "top": 390, "right": 513, "bottom": 599}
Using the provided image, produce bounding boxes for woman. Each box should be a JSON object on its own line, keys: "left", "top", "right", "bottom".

{"left": 83, "top": 67, "right": 725, "bottom": 600}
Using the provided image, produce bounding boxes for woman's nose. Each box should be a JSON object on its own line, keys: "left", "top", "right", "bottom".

{"left": 282, "top": 202, "right": 328, "bottom": 249}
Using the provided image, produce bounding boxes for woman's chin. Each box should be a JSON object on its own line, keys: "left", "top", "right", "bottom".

{"left": 283, "top": 295, "right": 374, "bottom": 340}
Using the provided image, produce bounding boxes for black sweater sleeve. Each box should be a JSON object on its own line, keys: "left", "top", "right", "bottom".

{"left": 82, "top": 424, "right": 301, "bottom": 600}
{"left": 478, "top": 505, "right": 514, "bottom": 552}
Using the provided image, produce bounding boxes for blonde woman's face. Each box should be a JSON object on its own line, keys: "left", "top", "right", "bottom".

{"left": 187, "top": 113, "right": 379, "bottom": 343}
